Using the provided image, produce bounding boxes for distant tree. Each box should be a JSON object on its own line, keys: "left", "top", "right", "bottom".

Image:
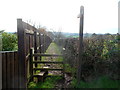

{"left": 84, "top": 32, "right": 89, "bottom": 38}
{"left": 92, "top": 33, "right": 96, "bottom": 36}
{"left": 105, "top": 33, "right": 111, "bottom": 35}
{"left": 0, "top": 30, "right": 4, "bottom": 34}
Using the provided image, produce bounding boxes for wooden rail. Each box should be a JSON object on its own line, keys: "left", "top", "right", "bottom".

{"left": 33, "top": 61, "right": 63, "bottom": 64}
{"left": 33, "top": 53, "right": 62, "bottom": 57}
{"left": 33, "top": 68, "right": 63, "bottom": 71}
{"left": 29, "top": 48, "right": 65, "bottom": 82}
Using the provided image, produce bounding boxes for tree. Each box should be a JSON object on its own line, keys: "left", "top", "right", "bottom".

{"left": 0, "top": 30, "right": 4, "bottom": 51}
{"left": 2, "top": 32, "right": 18, "bottom": 51}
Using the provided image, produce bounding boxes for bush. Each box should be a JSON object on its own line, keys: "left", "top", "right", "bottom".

{"left": 71, "top": 76, "right": 120, "bottom": 88}
{"left": 56, "top": 34, "right": 120, "bottom": 81}
{"left": 2, "top": 32, "right": 18, "bottom": 51}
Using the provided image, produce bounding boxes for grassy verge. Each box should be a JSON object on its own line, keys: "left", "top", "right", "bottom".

{"left": 28, "top": 76, "right": 62, "bottom": 88}
{"left": 71, "top": 76, "right": 120, "bottom": 88}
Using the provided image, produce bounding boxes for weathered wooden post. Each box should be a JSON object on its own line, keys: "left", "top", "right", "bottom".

{"left": 34, "top": 30, "right": 37, "bottom": 68}
{"left": 17, "top": 19, "right": 26, "bottom": 88}
{"left": 0, "top": 33, "right": 2, "bottom": 89}
{"left": 39, "top": 33, "right": 42, "bottom": 60}
{"left": 29, "top": 48, "right": 33, "bottom": 81}
{"left": 118, "top": 1, "right": 120, "bottom": 34}
{"left": 77, "top": 6, "right": 84, "bottom": 84}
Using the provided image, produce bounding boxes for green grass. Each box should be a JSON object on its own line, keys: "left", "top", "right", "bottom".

{"left": 28, "top": 76, "right": 62, "bottom": 88}
{"left": 51, "top": 42, "right": 62, "bottom": 54}
{"left": 64, "top": 64, "right": 76, "bottom": 74}
{"left": 56, "top": 57, "right": 63, "bottom": 62}
{"left": 71, "top": 76, "right": 120, "bottom": 88}
{"left": 45, "top": 42, "right": 61, "bottom": 54}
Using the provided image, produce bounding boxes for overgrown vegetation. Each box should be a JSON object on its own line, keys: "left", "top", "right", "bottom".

{"left": 55, "top": 33, "right": 120, "bottom": 88}
{"left": 28, "top": 76, "right": 62, "bottom": 88}
{"left": 71, "top": 76, "right": 120, "bottom": 88}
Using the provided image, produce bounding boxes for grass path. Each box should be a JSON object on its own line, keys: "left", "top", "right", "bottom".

{"left": 41, "top": 43, "right": 63, "bottom": 62}
{"left": 43, "top": 42, "right": 63, "bottom": 75}
{"left": 45, "top": 43, "right": 61, "bottom": 54}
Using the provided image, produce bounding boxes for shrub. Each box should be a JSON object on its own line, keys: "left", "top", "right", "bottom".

{"left": 2, "top": 32, "right": 18, "bottom": 51}
{"left": 56, "top": 34, "right": 120, "bottom": 81}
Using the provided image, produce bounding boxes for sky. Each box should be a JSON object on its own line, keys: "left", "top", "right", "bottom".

{"left": 0, "top": 0, "right": 119, "bottom": 34}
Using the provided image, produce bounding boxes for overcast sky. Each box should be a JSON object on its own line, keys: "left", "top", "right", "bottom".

{"left": 0, "top": 0, "right": 119, "bottom": 34}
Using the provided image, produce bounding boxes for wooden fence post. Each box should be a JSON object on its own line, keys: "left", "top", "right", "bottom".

{"left": 43, "top": 34, "right": 44, "bottom": 53}
{"left": 17, "top": 19, "right": 26, "bottom": 88}
{"left": 29, "top": 48, "right": 33, "bottom": 81}
{"left": 0, "top": 53, "right": 2, "bottom": 89}
{"left": 34, "top": 30, "right": 37, "bottom": 68}
{"left": 39, "top": 33, "right": 42, "bottom": 60}
{"left": 77, "top": 6, "right": 84, "bottom": 84}
{"left": 0, "top": 34, "right": 2, "bottom": 89}
{"left": 118, "top": 1, "right": 120, "bottom": 34}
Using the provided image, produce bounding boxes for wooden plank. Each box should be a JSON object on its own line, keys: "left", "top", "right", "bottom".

{"left": 33, "top": 68, "right": 63, "bottom": 71}
{"left": 42, "top": 66, "right": 49, "bottom": 68}
{"left": 34, "top": 31, "right": 37, "bottom": 68}
{"left": 26, "top": 53, "right": 30, "bottom": 61}
{"left": 33, "top": 61, "right": 63, "bottom": 64}
{"left": 37, "top": 72, "right": 45, "bottom": 76}
{"left": 22, "top": 21, "right": 37, "bottom": 31}
{"left": 6, "top": 52, "right": 11, "bottom": 88}
{"left": 17, "top": 19, "right": 26, "bottom": 88}
{"left": 29, "top": 49, "right": 33, "bottom": 78}
{"left": 33, "top": 71, "right": 47, "bottom": 82}
{"left": 25, "top": 34, "right": 29, "bottom": 55}
{"left": 46, "top": 75, "right": 63, "bottom": 77}
{"left": 2, "top": 53, "right": 7, "bottom": 88}
{"left": 10, "top": 52, "right": 14, "bottom": 88}
{"left": 33, "top": 53, "right": 62, "bottom": 57}
{"left": 25, "top": 29, "right": 34, "bottom": 35}
{"left": 14, "top": 52, "right": 19, "bottom": 88}
{"left": 39, "top": 34, "right": 42, "bottom": 61}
